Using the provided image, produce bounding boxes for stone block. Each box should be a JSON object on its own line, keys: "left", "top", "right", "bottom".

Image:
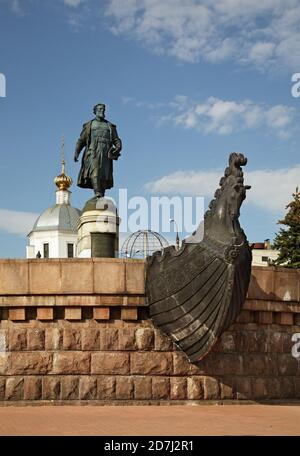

{"left": 100, "top": 296, "right": 123, "bottom": 305}
{"left": 27, "top": 329, "right": 45, "bottom": 351}
{"left": 248, "top": 268, "right": 274, "bottom": 300}
{"left": 239, "top": 330, "right": 268, "bottom": 353}
{"left": 220, "top": 380, "right": 234, "bottom": 399}
{"left": 9, "top": 308, "right": 26, "bottom": 321}
{"left": 45, "top": 328, "right": 63, "bottom": 351}
{"left": 61, "top": 376, "right": 79, "bottom": 400}
{"left": 63, "top": 328, "right": 82, "bottom": 350}
{"left": 121, "top": 308, "right": 138, "bottom": 321}
{"left": 94, "top": 308, "right": 110, "bottom": 320}
{"left": 187, "top": 377, "right": 203, "bottom": 400}
{"left": 196, "top": 354, "right": 243, "bottom": 376}
{"left": 218, "top": 332, "right": 236, "bottom": 352}
{"left": 29, "top": 261, "right": 61, "bottom": 294}
{"left": 235, "top": 377, "right": 251, "bottom": 400}
{"left": 61, "top": 260, "right": 93, "bottom": 294}
{"left": 100, "top": 328, "right": 118, "bottom": 350}
{"left": 52, "top": 352, "right": 90, "bottom": 375}
{"left": 251, "top": 378, "right": 268, "bottom": 399}
{"left": 0, "top": 353, "right": 10, "bottom": 375}
{"left": 0, "top": 260, "right": 28, "bottom": 294}
{"left": 0, "top": 329, "right": 8, "bottom": 352}
{"left": 37, "top": 308, "right": 54, "bottom": 321}
{"left": 239, "top": 329, "right": 254, "bottom": 353}
{"left": 24, "top": 377, "right": 42, "bottom": 400}
{"left": 280, "top": 378, "right": 295, "bottom": 398}
{"left": 269, "top": 331, "right": 284, "bottom": 353}
{"left": 82, "top": 329, "right": 100, "bottom": 351}
{"left": 92, "top": 352, "right": 130, "bottom": 375}
{"left": 5, "top": 377, "right": 24, "bottom": 401}
{"left": 154, "top": 329, "right": 174, "bottom": 351}
{"left": 63, "top": 295, "right": 99, "bottom": 307}
{"left": 0, "top": 377, "right": 5, "bottom": 400}
{"left": 243, "top": 354, "right": 272, "bottom": 376}
{"left": 42, "top": 377, "right": 60, "bottom": 400}
{"left": 116, "top": 377, "right": 134, "bottom": 400}
{"left": 294, "top": 378, "right": 300, "bottom": 399}
{"left": 125, "top": 261, "right": 145, "bottom": 294}
{"left": 118, "top": 328, "right": 137, "bottom": 350}
{"left": 266, "top": 378, "right": 281, "bottom": 399}
{"left": 79, "top": 377, "right": 97, "bottom": 400}
{"left": 257, "top": 311, "right": 273, "bottom": 325}
{"left": 202, "top": 376, "right": 220, "bottom": 400}
{"left": 9, "top": 328, "right": 27, "bottom": 351}
{"left": 152, "top": 377, "right": 170, "bottom": 400}
{"left": 10, "top": 353, "right": 53, "bottom": 375}
{"left": 274, "top": 270, "right": 299, "bottom": 301}
{"left": 277, "top": 354, "right": 298, "bottom": 376}
{"left": 135, "top": 328, "right": 154, "bottom": 351}
{"left": 131, "top": 352, "right": 173, "bottom": 375}
{"left": 170, "top": 377, "right": 187, "bottom": 400}
{"left": 282, "top": 332, "right": 295, "bottom": 353}
{"left": 235, "top": 310, "right": 253, "bottom": 324}
{"left": 93, "top": 260, "right": 125, "bottom": 294}
{"left": 65, "top": 308, "right": 82, "bottom": 321}
{"left": 173, "top": 352, "right": 197, "bottom": 375}
{"left": 97, "top": 376, "right": 116, "bottom": 400}
{"left": 128, "top": 296, "right": 146, "bottom": 306}
{"left": 134, "top": 377, "right": 152, "bottom": 400}
{"left": 274, "top": 312, "right": 294, "bottom": 326}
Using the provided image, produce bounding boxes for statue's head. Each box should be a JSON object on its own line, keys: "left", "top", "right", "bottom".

{"left": 93, "top": 103, "right": 106, "bottom": 120}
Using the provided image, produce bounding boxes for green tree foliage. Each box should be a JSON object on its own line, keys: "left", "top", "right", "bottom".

{"left": 273, "top": 188, "right": 300, "bottom": 268}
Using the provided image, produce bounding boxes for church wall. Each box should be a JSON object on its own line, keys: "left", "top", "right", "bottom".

{"left": 0, "top": 260, "right": 299, "bottom": 404}
{"left": 28, "top": 231, "right": 78, "bottom": 259}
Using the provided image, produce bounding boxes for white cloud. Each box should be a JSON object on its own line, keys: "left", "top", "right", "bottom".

{"left": 249, "top": 42, "right": 276, "bottom": 68}
{"left": 104, "top": 0, "right": 300, "bottom": 71}
{"left": 64, "top": 0, "right": 83, "bottom": 7}
{"left": 157, "top": 96, "right": 295, "bottom": 138}
{"left": 7, "top": 0, "right": 23, "bottom": 14}
{"left": 0, "top": 209, "right": 38, "bottom": 236}
{"left": 144, "top": 164, "right": 300, "bottom": 213}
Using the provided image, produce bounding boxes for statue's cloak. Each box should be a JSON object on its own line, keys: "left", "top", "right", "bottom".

{"left": 75, "top": 119, "right": 121, "bottom": 190}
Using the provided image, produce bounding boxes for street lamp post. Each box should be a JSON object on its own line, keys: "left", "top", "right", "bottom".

{"left": 169, "top": 219, "right": 180, "bottom": 251}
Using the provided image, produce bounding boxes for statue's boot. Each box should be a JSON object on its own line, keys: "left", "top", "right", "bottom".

{"left": 92, "top": 178, "right": 104, "bottom": 198}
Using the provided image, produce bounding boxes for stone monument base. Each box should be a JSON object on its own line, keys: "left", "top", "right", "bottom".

{"left": 0, "top": 262, "right": 299, "bottom": 404}
{"left": 77, "top": 197, "right": 120, "bottom": 258}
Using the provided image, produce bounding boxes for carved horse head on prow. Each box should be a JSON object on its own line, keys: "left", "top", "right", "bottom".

{"left": 204, "top": 153, "right": 251, "bottom": 246}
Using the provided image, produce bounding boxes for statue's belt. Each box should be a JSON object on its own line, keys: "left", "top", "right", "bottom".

{"left": 91, "top": 137, "right": 111, "bottom": 143}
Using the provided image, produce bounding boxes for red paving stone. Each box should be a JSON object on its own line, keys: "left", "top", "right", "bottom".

{"left": 0, "top": 405, "right": 300, "bottom": 436}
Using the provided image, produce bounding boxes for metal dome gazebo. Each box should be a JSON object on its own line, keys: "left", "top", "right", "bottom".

{"left": 121, "top": 230, "right": 169, "bottom": 259}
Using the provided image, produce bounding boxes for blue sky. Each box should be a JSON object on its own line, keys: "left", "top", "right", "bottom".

{"left": 0, "top": 0, "right": 299, "bottom": 257}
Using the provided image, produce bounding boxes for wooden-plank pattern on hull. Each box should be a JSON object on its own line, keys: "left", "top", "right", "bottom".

{"left": 146, "top": 153, "right": 252, "bottom": 362}
{"left": 148, "top": 242, "right": 241, "bottom": 362}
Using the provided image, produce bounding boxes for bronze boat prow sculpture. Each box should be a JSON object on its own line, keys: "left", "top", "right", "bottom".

{"left": 146, "top": 153, "right": 252, "bottom": 362}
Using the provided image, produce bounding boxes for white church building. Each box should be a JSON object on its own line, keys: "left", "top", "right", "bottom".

{"left": 26, "top": 151, "right": 81, "bottom": 259}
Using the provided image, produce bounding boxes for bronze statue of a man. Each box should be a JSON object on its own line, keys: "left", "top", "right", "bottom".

{"left": 74, "top": 103, "right": 122, "bottom": 198}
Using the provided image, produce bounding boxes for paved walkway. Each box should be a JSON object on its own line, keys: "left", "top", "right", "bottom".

{"left": 0, "top": 405, "right": 300, "bottom": 436}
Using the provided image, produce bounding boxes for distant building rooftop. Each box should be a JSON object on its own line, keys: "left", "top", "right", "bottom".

{"left": 249, "top": 239, "right": 279, "bottom": 267}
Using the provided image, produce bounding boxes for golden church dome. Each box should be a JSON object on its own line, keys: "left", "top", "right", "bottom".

{"left": 54, "top": 159, "right": 73, "bottom": 191}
